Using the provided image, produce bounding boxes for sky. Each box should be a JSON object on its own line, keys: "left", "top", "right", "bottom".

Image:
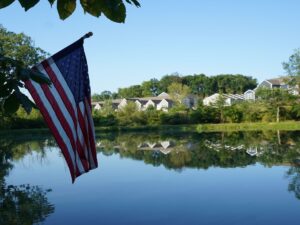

{"left": 1, "top": 0, "right": 300, "bottom": 94}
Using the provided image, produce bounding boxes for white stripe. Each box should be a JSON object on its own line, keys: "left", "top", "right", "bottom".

{"left": 79, "top": 102, "right": 96, "bottom": 168}
{"left": 30, "top": 80, "right": 85, "bottom": 174}
{"left": 36, "top": 64, "right": 77, "bottom": 143}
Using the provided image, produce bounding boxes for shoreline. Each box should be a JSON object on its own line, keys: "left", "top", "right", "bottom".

{"left": 1, "top": 121, "right": 300, "bottom": 136}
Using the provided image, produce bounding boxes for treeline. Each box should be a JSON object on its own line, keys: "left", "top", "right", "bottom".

{"left": 92, "top": 89, "right": 300, "bottom": 127}
{"left": 2, "top": 88, "right": 300, "bottom": 129}
{"left": 92, "top": 73, "right": 257, "bottom": 100}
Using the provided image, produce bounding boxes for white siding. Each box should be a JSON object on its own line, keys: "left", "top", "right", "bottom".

{"left": 157, "top": 99, "right": 169, "bottom": 111}
{"left": 143, "top": 100, "right": 156, "bottom": 110}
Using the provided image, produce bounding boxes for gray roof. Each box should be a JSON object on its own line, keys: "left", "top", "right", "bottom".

{"left": 266, "top": 77, "right": 288, "bottom": 86}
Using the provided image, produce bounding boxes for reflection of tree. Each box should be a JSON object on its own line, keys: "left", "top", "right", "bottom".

{"left": 286, "top": 167, "right": 300, "bottom": 200}
{"left": 0, "top": 184, "right": 54, "bottom": 225}
{"left": 0, "top": 136, "right": 55, "bottom": 225}
{"left": 97, "top": 131, "right": 300, "bottom": 171}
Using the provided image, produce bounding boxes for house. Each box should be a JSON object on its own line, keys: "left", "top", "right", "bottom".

{"left": 258, "top": 77, "right": 289, "bottom": 89}
{"left": 92, "top": 99, "right": 122, "bottom": 111}
{"left": 182, "top": 94, "right": 198, "bottom": 109}
{"left": 257, "top": 77, "right": 299, "bottom": 95}
{"left": 93, "top": 92, "right": 175, "bottom": 112}
{"left": 203, "top": 93, "right": 244, "bottom": 106}
{"left": 203, "top": 93, "right": 220, "bottom": 106}
{"left": 244, "top": 89, "right": 255, "bottom": 100}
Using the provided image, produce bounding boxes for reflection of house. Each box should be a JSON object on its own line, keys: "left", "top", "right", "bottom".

{"left": 138, "top": 140, "right": 174, "bottom": 154}
{"left": 246, "top": 147, "right": 258, "bottom": 156}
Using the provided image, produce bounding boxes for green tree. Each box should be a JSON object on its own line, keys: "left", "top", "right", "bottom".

{"left": 282, "top": 48, "right": 300, "bottom": 92}
{"left": 0, "top": 25, "right": 50, "bottom": 115}
{"left": 0, "top": 0, "right": 140, "bottom": 22}
{"left": 212, "top": 94, "right": 226, "bottom": 123}
{"left": 141, "top": 78, "right": 160, "bottom": 96}
{"left": 118, "top": 85, "right": 143, "bottom": 98}
{"left": 159, "top": 74, "right": 183, "bottom": 92}
{"left": 117, "top": 101, "right": 146, "bottom": 126}
{"left": 256, "top": 87, "right": 295, "bottom": 122}
{"left": 101, "top": 99, "right": 114, "bottom": 116}
{"left": 92, "top": 90, "right": 113, "bottom": 101}
{"left": 167, "top": 82, "right": 191, "bottom": 104}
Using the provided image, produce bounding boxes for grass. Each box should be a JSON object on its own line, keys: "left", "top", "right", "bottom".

{"left": 2, "top": 121, "right": 300, "bottom": 137}
{"left": 196, "top": 121, "right": 300, "bottom": 132}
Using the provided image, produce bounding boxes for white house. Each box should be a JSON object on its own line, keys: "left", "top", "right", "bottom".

{"left": 157, "top": 99, "right": 172, "bottom": 111}
{"left": 244, "top": 89, "right": 255, "bottom": 100}
{"left": 203, "top": 93, "right": 220, "bottom": 106}
{"left": 203, "top": 93, "right": 244, "bottom": 106}
{"left": 118, "top": 98, "right": 128, "bottom": 110}
{"left": 143, "top": 99, "right": 156, "bottom": 110}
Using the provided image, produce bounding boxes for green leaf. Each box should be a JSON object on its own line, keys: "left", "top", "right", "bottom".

{"left": 0, "top": 83, "right": 11, "bottom": 98}
{"left": 17, "top": 68, "right": 31, "bottom": 80}
{"left": 57, "top": 0, "right": 76, "bottom": 20}
{"left": 18, "top": 0, "right": 39, "bottom": 11}
{"left": 15, "top": 91, "right": 36, "bottom": 114}
{"left": 48, "top": 0, "right": 55, "bottom": 6}
{"left": 0, "top": 0, "right": 15, "bottom": 9}
{"left": 125, "top": 0, "right": 140, "bottom": 7}
{"left": 29, "top": 69, "right": 51, "bottom": 85}
{"left": 3, "top": 92, "right": 20, "bottom": 114}
{"left": 102, "top": 0, "right": 126, "bottom": 23}
{"left": 80, "top": 0, "right": 102, "bottom": 17}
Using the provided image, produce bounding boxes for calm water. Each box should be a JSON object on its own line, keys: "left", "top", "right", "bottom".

{"left": 1, "top": 130, "right": 300, "bottom": 225}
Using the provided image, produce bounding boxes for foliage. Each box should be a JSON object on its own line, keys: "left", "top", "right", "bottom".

{"left": 0, "top": 0, "right": 140, "bottom": 23}
{"left": 283, "top": 48, "right": 300, "bottom": 76}
{"left": 92, "top": 90, "right": 114, "bottom": 101}
{"left": 0, "top": 184, "right": 54, "bottom": 225}
{"left": 141, "top": 78, "right": 160, "bottom": 96}
{"left": 283, "top": 48, "right": 300, "bottom": 88}
{"left": 118, "top": 85, "right": 143, "bottom": 98}
{"left": 112, "top": 73, "right": 257, "bottom": 99}
{"left": 167, "top": 82, "right": 191, "bottom": 103}
{"left": 0, "top": 137, "right": 55, "bottom": 225}
{"left": 0, "top": 25, "right": 50, "bottom": 115}
{"left": 116, "top": 101, "right": 146, "bottom": 126}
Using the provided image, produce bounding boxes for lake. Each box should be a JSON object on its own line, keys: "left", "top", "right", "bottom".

{"left": 1, "top": 130, "right": 300, "bottom": 225}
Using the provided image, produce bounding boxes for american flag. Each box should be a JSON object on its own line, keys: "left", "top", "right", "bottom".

{"left": 25, "top": 38, "right": 98, "bottom": 182}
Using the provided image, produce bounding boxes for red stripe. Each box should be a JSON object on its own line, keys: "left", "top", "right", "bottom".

{"left": 25, "top": 80, "right": 76, "bottom": 182}
{"left": 39, "top": 84, "right": 89, "bottom": 172}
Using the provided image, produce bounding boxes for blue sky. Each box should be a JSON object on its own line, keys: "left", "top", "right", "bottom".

{"left": 1, "top": 0, "right": 300, "bottom": 93}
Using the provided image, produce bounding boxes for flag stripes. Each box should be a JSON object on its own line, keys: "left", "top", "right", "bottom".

{"left": 25, "top": 44, "right": 98, "bottom": 182}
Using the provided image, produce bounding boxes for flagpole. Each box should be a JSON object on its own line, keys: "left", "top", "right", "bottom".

{"left": 82, "top": 32, "right": 93, "bottom": 40}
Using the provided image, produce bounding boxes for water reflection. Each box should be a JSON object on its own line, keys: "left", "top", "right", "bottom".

{"left": 0, "top": 137, "right": 55, "bottom": 225}
{"left": 96, "top": 131, "right": 300, "bottom": 201}
{"left": 96, "top": 131, "right": 300, "bottom": 170}
{"left": 1, "top": 130, "right": 300, "bottom": 224}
